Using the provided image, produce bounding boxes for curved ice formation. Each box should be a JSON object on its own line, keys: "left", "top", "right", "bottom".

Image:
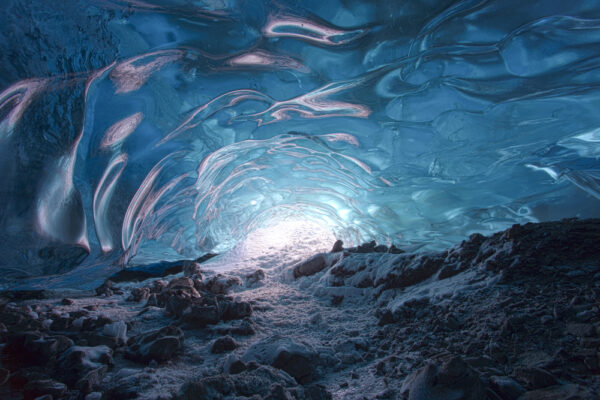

{"left": 1, "top": 0, "right": 600, "bottom": 282}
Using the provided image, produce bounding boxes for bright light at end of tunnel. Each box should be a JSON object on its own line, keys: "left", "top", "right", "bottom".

{"left": 237, "top": 217, "right": 337, "bottom": 264}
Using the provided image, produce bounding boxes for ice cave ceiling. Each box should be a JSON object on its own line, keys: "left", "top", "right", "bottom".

{"left": 1, "top": 0, "right": 600, "bottom": 282}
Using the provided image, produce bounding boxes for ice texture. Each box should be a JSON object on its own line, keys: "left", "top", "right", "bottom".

{"left": 1, "top": 0, "right": 600, "bottom": 282}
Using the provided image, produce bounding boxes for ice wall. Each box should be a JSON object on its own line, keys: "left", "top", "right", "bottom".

{"left": 1, "top": 0, "right": 600, "bottom": 281}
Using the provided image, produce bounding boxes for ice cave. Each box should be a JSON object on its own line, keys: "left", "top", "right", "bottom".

{"left": 1, "top": 0, "right": 600, "bottom": 399}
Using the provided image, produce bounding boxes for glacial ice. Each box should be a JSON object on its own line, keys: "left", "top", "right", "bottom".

{"left": 0, "top": 0, "right": 600, "bottom": 283}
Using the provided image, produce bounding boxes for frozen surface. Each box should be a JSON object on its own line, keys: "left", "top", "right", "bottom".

{"left": 1, "top": 0, "right": 600, "bottom": 284}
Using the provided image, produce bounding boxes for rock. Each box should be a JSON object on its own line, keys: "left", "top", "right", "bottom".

{"left": 399, "top": 355, "right": 485, "bottom": 400}
{"left": 376, "top": 254, "right": 444, "bottom": 290}
{"left": 305, "top": 384, "right": 332, "bottom": 400}
{"left": 242, "top": 336, "right": 318, "bottom": 384}
{"left": 518, "top": 383, "right": 597, "bottom": 399}
{"left": 293, "top": 254, "right": 327, "bottom": 278}
{"left": 221, "top": 300, "right": 252, "bottom": 321}
{"left": 183, "top": 260, "right": 203, "bottom": 277}
{"left": 95, "top": 280, "right": 122, "bottom": 296}
{"left": 2, "top": 331, "right": 45, "bottom": 368}
{"left": 76, "top": 365, "right": 108, "bottom": 394}
{"left": 85, "top": 392, "right": 103, "bottom": 400}
{"left": 197, "top": 274, "right": 242, "bottom": 294}
{"left": 145, "top": 293, "right": 159, "bottom": 307}
{"left": 229, "top": 318, "right": 257, "bottom": 336}
{"left": 61, "top": 298, "right": 74, "bottom": 305}
{"left": 23, "top": 379, "right": 67, "bottom": 400}
{"left": 178, "top": 365, "right": 300, "bottom": 399}
{"left": 128, "top": 287, "right": 150, "bottom": 302}
{"left": 245, "top": 269, "right": 265, "bottom": 286}
{"left": 165, "top": 290, "right": 201, "bottom": 317}
{"left": 331, "top": 240, "right": 343, "bottom": 253}
{"left": 211, "top": 336, "right": 238, "bottom": 353}
{"left": 126, "top": 325, "right": 184, "bottom": 363}
{"left": 224, "top": 356, "right": 246, "bottom": 374}
{"left": 180, "top": 301, "right": 220, "bottom": 327}
{"left": 513, "top": 367, "right": 558, "bottom": 390}
{"left": 489, "top": 376, "right": 526, "bottom": 400}
{"left": 168, "top": 277, "right": 196, "bottom": 291}
{"left": 350, "top": 240, "right": 377, "bottom": 253}
{"left": 58, "top": 345, "right": 113, "bottom": 385}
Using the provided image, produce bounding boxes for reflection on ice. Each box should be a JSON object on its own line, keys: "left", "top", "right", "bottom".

{"left": 1, "top": 0, "right": 600, "bottom": 283}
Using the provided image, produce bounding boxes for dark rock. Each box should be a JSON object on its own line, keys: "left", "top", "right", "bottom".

{"left": 376, "top": 254, "right": 444, "bottom": 290}
{"left": 58, "top": 345, "right": 113, "bottom": 386}
{"left": 229, "top": 318, "right": 257, "bottom": 336}
{"left": 331, "top": 240, "right": 343, "bottom": 253}
{"left": 518, "top": 383, "right": 597, "bottom": 399}
{"left": 293, "top": 254, "right": 328, "bottom": 278}
{"left": 2, "top": 331, "right": 44, "bottom": 368}
{"left": 145, "top": 293, "right": 159, "bottom": 307}
{"left": 197, "top": 274, "right": 242, "bottom": 294}
{"left": 242, "top": 337, "right": 318, "bottom": 384}
{"left": 61, "top": 298, "right": 74, "bottom": 305}
{"left": 211, "top": 336, "right": 238, "bottom": 353}
{"left": 126, "top": 325, "right": 184, "bottom": 363}
{"left": 305, "top": 384, "right": 332, "bottom": 400}
{"left": 181, "top": 302, "right": 220, "bottom": 327}
{"left": 95, "top": 280, "right": 122, "bottom": 297}
{"left": 489, "top": 376, "right": 526, "bottom": 400}
{"left": 81, "top": 315, "right": 113, "bottom": 331}
{"left": 374, "top": 244, "right": 389, "bottom": 253}
{"left": 389, "top": 245, "right": 404, "bottom": 254}
{"left": 513, "top": 367, "right": 558, "bottom": 390}
{"left": 128, "top": 287, "right": 150, "bottom": 302}
{"left": 178, "top": 365, "right": 301, "bottom": 399}
{"left": 183, "top": 260, "right": 203, "bottom": 277}
{"left": 76, "top": 365, "right": 107, "bottom": 394}
{"left": 245, "top": 269, "right": 265, "bottom": 286}
{"left": 228, "top": 359, "right": 246, "bottom": 374}
{"left": 273, "top": 349, "right": 314, "bottom": 383}
{"left": 221, "top": 300, "right": 252, "bottom": 321}
{"left": 476, "top": 219, "right": 600, "bottom": 277}
{"left": 23, "top": 379, "right": 66, "bottom": 400}
{"left": 331, "top": 295, "right": 344, "bottom": 306}
{"left": 399, "top": 355, "right": 485, "bottom": 400}
{"left": 354, "top": 241, "right": 377, "bottom": 253}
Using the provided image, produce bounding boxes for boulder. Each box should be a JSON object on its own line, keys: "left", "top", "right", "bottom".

{"left": 178, "top": 365, "right": 300, "bottom": 399}
{"left": 57, "top": 345, "right": 113, "bottom": 386}
{"left": 518, "top": 384, "right": 598, "bottom": 399}
{"left": 331, "top": 240, "right": 343, "bottom": 253}
{"left": 242, "top": 336, "right": 318, "bottom": 383}
{"left": 211, "top": 336, "right": 238, "bottom": 354}
{"left": 23, "top": 379, "right": 67, "bottom": 400}
{"left": 293, "top": 254, "right": 328, "bottom": 278}
{"left": 400, "top": 355, "right": 486, "bottom": 400}
{"left": 513, "top": 367, "right": 558, "bottom": 390}
{"left": 126, "top": 325, "right": 184, "bottom": 363}
{"left": 489, "top": 376, "right": 526, "bottom": 400}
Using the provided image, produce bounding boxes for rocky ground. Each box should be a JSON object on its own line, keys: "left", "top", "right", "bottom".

{"left": 1, "top": 218, "right": 600, "bottom": 399}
